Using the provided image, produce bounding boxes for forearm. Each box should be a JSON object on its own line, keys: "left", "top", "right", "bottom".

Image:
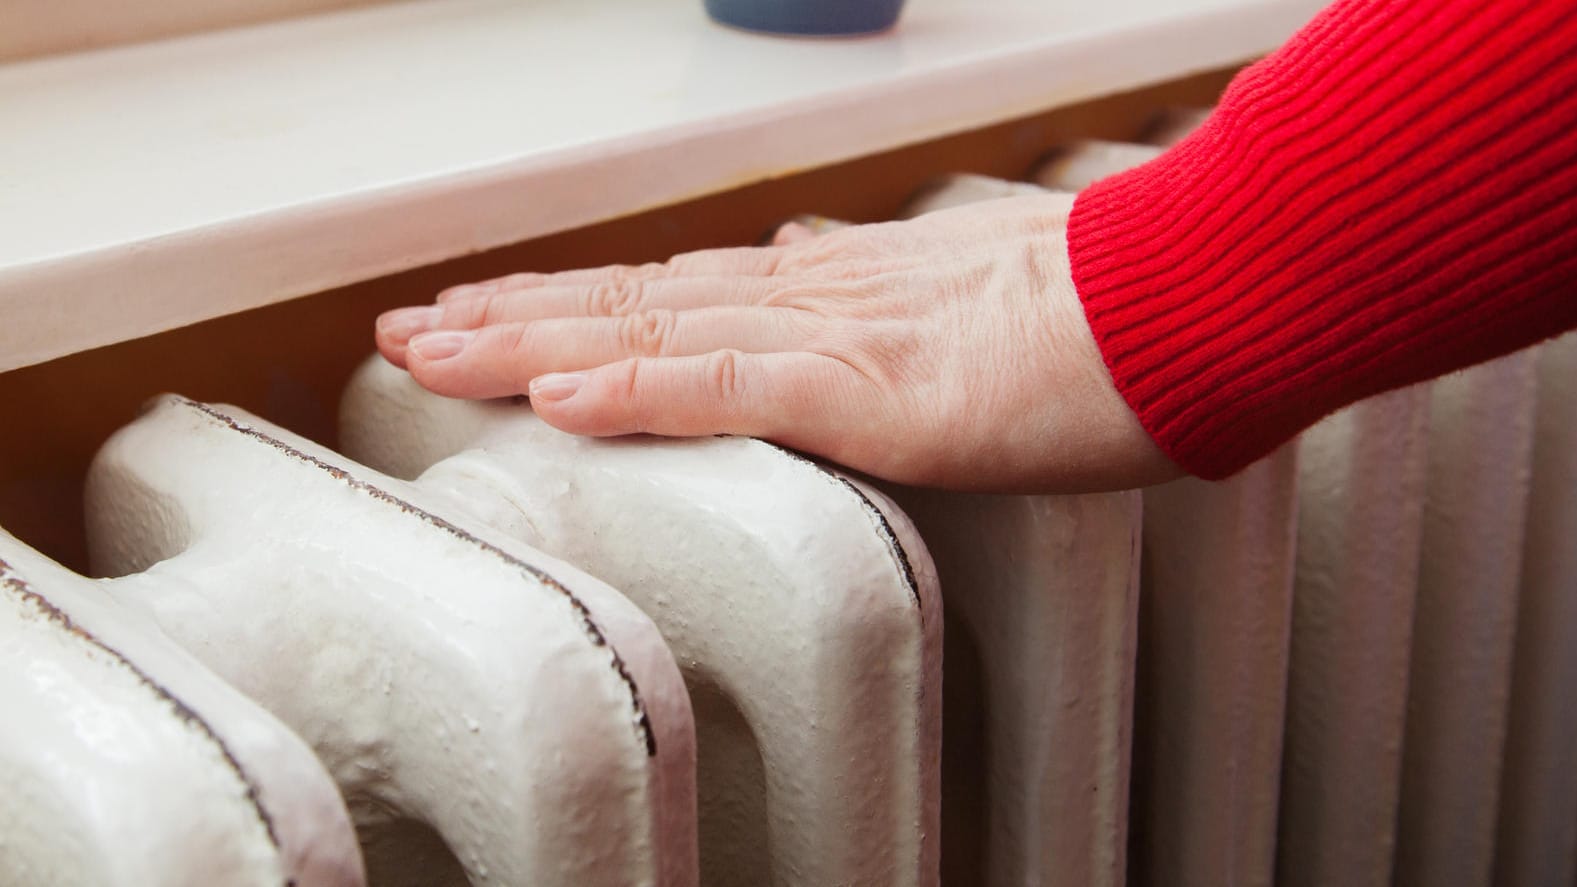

{"left": 1068, "top": 0, "right": 1577, "bottom": 479}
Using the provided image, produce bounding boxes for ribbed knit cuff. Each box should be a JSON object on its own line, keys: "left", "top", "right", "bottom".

{"left": 1068, "top": 0, "right": 1577, "bottom": 479}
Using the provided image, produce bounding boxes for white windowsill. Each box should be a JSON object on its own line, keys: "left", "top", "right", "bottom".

{"left": 0, "top": 0, "right": 1323, "bottom": 372}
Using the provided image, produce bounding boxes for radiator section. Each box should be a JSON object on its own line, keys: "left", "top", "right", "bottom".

{"left": 1032, "top": 140, "right": 1168, "bottom": 192}
{"left": 1394, "top": 353, "right": 1539, "bottom": 887}
{"left": 880, "top": 487, "right": 1140, "bottom": 887}
{"left": 1278, "top": 386, "right": 1431, "bottom": 887}
{"left": 84, "top": 397, "right": 698, "bottom": 887}
{"left": 1139, "top": 107, "right": 1215, "bottom": 146}
{"left": 1494, "top": 334, "right": 1577, "bottom": 887}
{"left": 339, "top": 361, "right": 942, "bottom": 887}
{"left": 0, "top": 530, "right": 364, "bottom": 887}
{"left": 1131, "top": 458, "right": 1300, "bottom": 887}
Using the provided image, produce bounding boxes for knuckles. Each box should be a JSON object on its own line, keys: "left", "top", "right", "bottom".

{"left": 583, "top": 272, "right": 647, "bottom": 317}
{"left": 704, "top": 350, "right": 748, "bottom": 403}
{"left": 616, "top": 310, "right": 680, "bottom": 357}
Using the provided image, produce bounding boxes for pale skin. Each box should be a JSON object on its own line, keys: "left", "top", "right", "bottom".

{"left": 375, "top": 192, "right": 1182, "bottom": 493}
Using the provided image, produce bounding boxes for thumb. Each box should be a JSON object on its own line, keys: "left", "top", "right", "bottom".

{"left": 526, "top": 349, "right": 858, "bottom": 446}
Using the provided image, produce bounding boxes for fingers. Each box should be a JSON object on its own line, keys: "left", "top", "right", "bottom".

{"left": 403, "top": 307, "right": 819, "bottom": 399}
{"left": 377, "top": 276, "right": 799, "bottom": 367}
{"left": 525, "top": 350, "right": 863, "bottom": 445}
{"left": 435, "top": 245, "right": 790, "bottom": 303}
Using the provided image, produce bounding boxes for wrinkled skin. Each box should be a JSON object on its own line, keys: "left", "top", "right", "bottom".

{"left": 376, "top": 193, "right": 1181, "bottom": 492}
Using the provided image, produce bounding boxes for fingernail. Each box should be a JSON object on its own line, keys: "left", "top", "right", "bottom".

{"left": 410, "top": 330, "right": 473, "bottom": 361}
{"left": 530, "top": 372, "right": 586, "bottom": 402}
{"left": 377, "top": 306, "right": 442, "bottom": 340}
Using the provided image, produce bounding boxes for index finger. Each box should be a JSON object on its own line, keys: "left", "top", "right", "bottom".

{"left": 437, "top": 244, "right": 792, "bottom": 302}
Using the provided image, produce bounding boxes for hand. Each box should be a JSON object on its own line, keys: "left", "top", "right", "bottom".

{"left": 375, "top": 193, "right": 1181, "bottom": 492}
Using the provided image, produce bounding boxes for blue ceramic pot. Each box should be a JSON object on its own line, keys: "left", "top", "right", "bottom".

{"left": 704, "top": 0, "right": 905, "bottom": 35}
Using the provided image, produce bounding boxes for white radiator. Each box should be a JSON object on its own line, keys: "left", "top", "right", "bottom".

{"left": 2, "top": 115, "right": 1574, "bottom": 887}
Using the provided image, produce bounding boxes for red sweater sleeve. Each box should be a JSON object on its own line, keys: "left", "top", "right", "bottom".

{"left": 1067, "top": 0, "right": 1577, "bottom": 479}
